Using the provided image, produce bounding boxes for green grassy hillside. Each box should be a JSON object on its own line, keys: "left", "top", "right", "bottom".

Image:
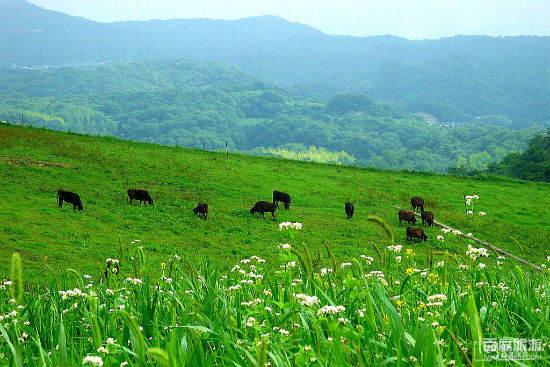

{"left": 1, "top": 123, "right": 548, "bottom": 281}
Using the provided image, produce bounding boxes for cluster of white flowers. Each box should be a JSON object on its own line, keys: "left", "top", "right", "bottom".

{"left": 249, "top": 255, "right": 266, "bottom": 263}
{"left": 387, "top": 245, "right": 403, "bottom": 253}
{"left": 124, "top": 278, "right": 143, "bottom": 285}
{"left": 466, "top": 210, "right": 473, "bottom": 215}
{"left": 320, "top": 268, "right": 333, "bottom": 276}
{"left": 441, "top": 228, "right": 451, "bottom": 233}
{"left": 83, "top": 356, "right": 103, "bottom": 366}
{"left": 58, "top": 288, "right": 87, "bottom": 300}
{"left": 465, "top": 195, "right": 479, "bottom": 206}
{"left": 437, "top": 235, "right": 445, "bottom": 242}
{"left": 340, "top": 262, "right": 352, "bottom": 268}
{"left": 105, "top": 258, "right": 119, "bottom": 265}
{"left": 452, "top": 230, "right": 462, "bottom": 235}
{"left": 130, "top": 239, "right": 141, "bottom": 245}
{"left": 466, "top": 244, "right": 490, "bottom": 261}
{"left": 478, "top": 212, "right": 487, "bottom": 216}
{"left": 427, "top": 294, "right": 447, "bottom": 307}
{"left": 277, "top": 243, "right": 292, "bottom": 250}
{"left": 0, "top": 310, "right": 17, "bottom": 321}
{"left": 279, "top": 222, "right": 303, "bottom": 230}
{"left": 360, "top": 255, "right": 374, "bottom": 265}
{"left": 477, "top": 263, "right": 486, "bottom": 270}
{"left": 228, "top": 284, "right": 241, "bottom": 291}
{"left": 280, "top": 261, "right": 297, "bottom": 270}
{"left": 458, "top": 264, "right": 469, "bottom": 270}
{"left": 160, "top": 276, "right": 173, "bottom": 284}
{"left": 294, "top": 294, "right": 320, "bottom": 307}
{"left": 466, "top": 233, "right": 474, "bottom": 238}
{"left": 365, "top": 270, "right": 388, "bottom": 286}
{"left": 435, "top": 261, "right": 445, "bottom": 268}
{"left": 317, "top": 305, "right": 346, "bottom": 316}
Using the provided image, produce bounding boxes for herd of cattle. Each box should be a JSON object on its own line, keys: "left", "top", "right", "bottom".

{"left": 57, "top": 189, "right": 433, "bottom": 243}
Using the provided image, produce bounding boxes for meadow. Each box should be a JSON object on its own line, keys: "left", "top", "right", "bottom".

{"left": 0, "top": 123, "right": 549, "bottom": 365}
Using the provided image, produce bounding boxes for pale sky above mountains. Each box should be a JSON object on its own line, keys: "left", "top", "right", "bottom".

{"left": 29, "top": 0, "right": 550, "bottom": 39}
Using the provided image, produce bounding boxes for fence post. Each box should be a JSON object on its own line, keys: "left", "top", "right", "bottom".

{"left": 21, "top": 114, "right": 24, "bottom": 125}
{"left": 226, "top": 141, "right": 228, "bottom": 157}
{"left": 203, "top": 140, "right": 206, "bottom": 151}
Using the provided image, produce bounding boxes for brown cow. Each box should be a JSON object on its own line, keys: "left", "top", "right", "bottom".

{"left": 406, "top": 227, "right": 427, "bottom": 242}
{"left": 411, "top": 196, "right": 425, "bottom": 212}
{"left": 398, "top": 210, "right": 417, "bottom": 226}
{"left": 345, "top": 203, "right": 354, "bottom": 219}
{"left": 250, "top": 201, "right": 277, "bottom": 220}
{"left": 421, "top": 211, "right": 434, "bottom": 227}
{"left": 193, "top": 202, "right": 209, "bottom": 220}
{"left": 127, "top": 189, "right": 153, "bottom": 205}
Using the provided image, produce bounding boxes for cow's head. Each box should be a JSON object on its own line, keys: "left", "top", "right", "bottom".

{"left": 148, "top": 198, "right": 154, "bottom": 205}
{"left": 423, "top": 234, "right": 428, "bottom": 241}
{"left": 78, "top": 204, "right": 84, "bottom": 211}
{"left": 284, "top": 203, "right": 290, "bottom": 210}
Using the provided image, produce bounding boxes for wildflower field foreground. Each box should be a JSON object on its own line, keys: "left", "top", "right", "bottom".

{"left": 1, "top": 233, "right": 549, "bottom": 366}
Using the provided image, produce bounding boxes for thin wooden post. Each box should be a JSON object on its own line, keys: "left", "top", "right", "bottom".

{"left": 226, "top": 141, "right": 228, "bottom": 157}
{"left": 203, "top": 140, "right": 206, "bottom": 151}
{"left": 21, "top": 114, "right": 24, "bottom": 125}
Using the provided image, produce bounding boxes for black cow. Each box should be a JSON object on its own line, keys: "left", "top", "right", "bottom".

{"left": 406, "top": 227, "right": 427, "bottom": 242}
{"left": 57, "top": 190, "right": 83, "bottom": 211}
{"left": 273, "top": 190, "right": 291, "bottom": 210}
{"left": 411, "top": 196, "right": 425, "bottom": 212}
{"left": 421, "top": 211, "right": 434, "bottom": 227}
{"left": 398, "top": 210, "right": 417, "bottom": 226}
{"left": 127, "top": 189, "right": 153, "bottom": 205}
{"left": 345, "top": 202, "right": 354, "bottom": 219}
{"left": 193, "top": 202, "right": 209, "bottom": 220}
{"left": 250, "top": 201, "right": 277, "bottom": 219}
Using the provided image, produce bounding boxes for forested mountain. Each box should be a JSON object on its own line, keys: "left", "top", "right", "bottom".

{"left": 450, "top": 130, "right": 550, "bottom": 182}
{"left": 0, "top": 59, "right": 539, "bottom": 172}
{"left": 1, "top": 0, "right": 548, "bottom": 125}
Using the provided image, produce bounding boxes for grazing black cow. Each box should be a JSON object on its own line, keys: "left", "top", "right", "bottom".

{"left": 127, "top": 189, "right": 153, "bottom": 205}
{"left": 411, "top": 196, "right": 425, "bottom": 212}
{"left": 398, "top": 210, "right": 417, "bottom": 226}
{"left": 250, "top": 201, "right": 277, "bottom": 219}
{"left": 345, "top": 202, "right": 354, "bottom": 219}
{"left": 421, "top": 211, "right": 434, "bottom": 227}
{"left": 57, "top": 190, "right": 83, "bottom": 210}
{"left": 193, "top": 202, "right": 209, "bottom": 220}
{"left": 273, "top": 190, "right": 291, "bottom": 210}
{"left": 406, "top": 227, "right": 427, "bottom": 242}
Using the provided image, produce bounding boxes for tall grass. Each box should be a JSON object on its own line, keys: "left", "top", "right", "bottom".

{"left": 0, "top": 236, "right": 548, "bottom": 366}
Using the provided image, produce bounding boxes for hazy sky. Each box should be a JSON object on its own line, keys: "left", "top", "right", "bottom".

{"left": 29, "top": 0, "right": 550, "bottom": 39}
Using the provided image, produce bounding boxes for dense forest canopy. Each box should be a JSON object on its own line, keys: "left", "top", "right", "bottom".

{"left": 0, "top": 59, "right": 542, "bottom": 173}
{"left": 1, "top": 0, "right": 549, "bottom": 125}
{"left": 449, "top": 130, "right": 550, "bottom": 182}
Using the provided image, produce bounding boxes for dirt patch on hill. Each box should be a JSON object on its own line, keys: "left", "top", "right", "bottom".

{"left": 1, "top": 156, "right": 76, "bottom": 169}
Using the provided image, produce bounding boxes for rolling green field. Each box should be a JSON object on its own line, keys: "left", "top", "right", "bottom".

{"left": 0, "top": 123, "right": 548, "bottom": 280}
{"left": 0, "top": 123, "right": 549, "bottom": 366}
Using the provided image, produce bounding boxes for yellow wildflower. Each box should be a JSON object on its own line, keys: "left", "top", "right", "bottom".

{"left": 406, "top": 248, "right": 414, "bottom": 256}
{"left": 161, "top": 262, "right": 166, "bottom": 270}
{"left": 406, "top": 268, "right": 415, "bottom": 276}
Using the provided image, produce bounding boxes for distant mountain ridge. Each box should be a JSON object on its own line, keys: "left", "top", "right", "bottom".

{"left": 1, "top": 0, "right": 549, "bottom": 124}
